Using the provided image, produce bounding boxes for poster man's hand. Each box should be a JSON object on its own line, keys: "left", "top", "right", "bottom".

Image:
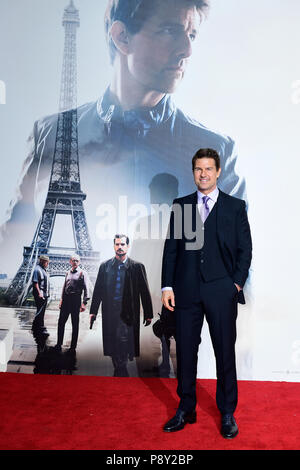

{"left": 90, "top": 314, "right": 96, "bottom": 329}
{"left": 162, "top": 290, "right": 175, "bottom": 312}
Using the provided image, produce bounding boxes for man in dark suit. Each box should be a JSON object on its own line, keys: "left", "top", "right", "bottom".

{"left": 161, "top": 148, "right": 252, "bottom": 438}
{"left": 90, "top": 234, "right": 153, "bottom": 376}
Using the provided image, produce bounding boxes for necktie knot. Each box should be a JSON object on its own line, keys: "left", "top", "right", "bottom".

{"left": 202, "top": 195, "right": 210, "bottom": 206}
{"left": 201, "top": 196, "right": 210, "bottom": 222}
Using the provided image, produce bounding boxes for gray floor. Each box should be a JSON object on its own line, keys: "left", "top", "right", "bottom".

{"left": 0, "top": 305, "right": 176, "bottom": 378}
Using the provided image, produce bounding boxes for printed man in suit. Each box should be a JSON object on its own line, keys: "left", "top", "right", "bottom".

{"left": 54, "top": 254, "right": 90, "bottom": 355}
{"left": 89, "top": 235, "right": 153, "bottom": 377}
{"left": 161, "top": 148, "right": 252, "bottom": 438}
{"left": 32, "top": 254, "right": 50, "bottom": 337}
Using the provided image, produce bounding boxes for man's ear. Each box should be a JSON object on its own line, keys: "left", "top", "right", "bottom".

{"left": 110, "top": 20, "right": 130, "bottom": 57}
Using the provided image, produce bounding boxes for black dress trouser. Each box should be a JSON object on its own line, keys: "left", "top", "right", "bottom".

{"left": 175, "top": 276, "right": 238, "bottom": 415}
{"left": 57, "top": 294, "right": 82, "bottom": 350}
{"left": 32, "top": 294, "right": 47, "bottom": 331}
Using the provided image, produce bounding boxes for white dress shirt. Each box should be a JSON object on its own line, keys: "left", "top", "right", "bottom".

{"left": 197, "top": 187, "right": 219, "bottom": 220}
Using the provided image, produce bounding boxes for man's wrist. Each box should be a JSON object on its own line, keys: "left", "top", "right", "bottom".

{"left": 234, "top": 283, "right": 242, "bottom": 292}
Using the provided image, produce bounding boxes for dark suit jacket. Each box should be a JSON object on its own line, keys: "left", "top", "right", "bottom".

{"left": 161, "top": 190, "right": 252, "bottom": 305}
{"left": 90, "top": 257, "right": 153, "bottom": 357}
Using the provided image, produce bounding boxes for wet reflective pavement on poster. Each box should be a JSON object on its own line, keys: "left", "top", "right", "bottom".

{"left": 0, "top": 306, "right": 176, "bottom": 378}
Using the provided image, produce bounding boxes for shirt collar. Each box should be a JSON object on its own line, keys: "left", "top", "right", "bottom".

{"left": 96, "top": 87, "right": 175, "bottom": 137}
{"left": 197, "top": 187, "right": 219, "bottom": 203}
{"left": 70, "top": 267, "right": 81, "bottom": 274}
{"left": 112, "top": 256, "right": 129, "bottom": 268}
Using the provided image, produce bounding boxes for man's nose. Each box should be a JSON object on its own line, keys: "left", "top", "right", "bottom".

{"left": 175, "top": 32, "right": 193, "bottom": 60}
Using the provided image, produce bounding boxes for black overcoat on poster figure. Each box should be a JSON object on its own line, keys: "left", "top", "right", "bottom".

{"left": 90, "top": 257, "right": 153, "bottom": 358}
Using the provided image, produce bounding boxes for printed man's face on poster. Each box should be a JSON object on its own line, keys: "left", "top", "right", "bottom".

{"left": 110, "top": 0, "right": 202, "bottom": 95}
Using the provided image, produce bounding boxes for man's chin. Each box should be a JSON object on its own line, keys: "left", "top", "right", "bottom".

{"left": 154, "top": 76, "right": 183, "bottom": 95}
{"left": 165, "top": 79, "right": 183, "bottom": 94}
{"left": 197, "top": 184, "right": 212, "bottom": 193}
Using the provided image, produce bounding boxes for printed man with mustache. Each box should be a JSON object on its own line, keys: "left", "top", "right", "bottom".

{"left": 90, "top": 235, "right": 153, "bottom": 377}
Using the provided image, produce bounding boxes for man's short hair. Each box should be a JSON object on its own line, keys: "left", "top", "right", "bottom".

{"left": 70, "top": 254, "right": 80, "bottom": 261}
{"left": 39, "top": 255, "right": 49, "bottom": 262}
{"left": 114, "top": 234, "right": 130, "bottom": 245}
{"left": 104, "top": 0, "right": 210, "bottom": 64}
{"left": 192, "top": 148, "right": 221, "bottom": 171}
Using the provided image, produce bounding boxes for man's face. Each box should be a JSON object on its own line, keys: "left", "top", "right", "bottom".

{"left": 193, "top": 158, "right": 221, "bottom": 194}
{"left": 70, "top": 257, "right": 80, "bottom": 270}
{"left": 41, "top": 260, "right": 49, "bottom": 269}
{"left": 126, "top": 1, "right": 202, "bottom": 94}
{"left": 114, "top": 237, "right": 129, "bottom": 259}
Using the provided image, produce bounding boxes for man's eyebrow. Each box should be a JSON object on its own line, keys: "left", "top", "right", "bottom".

{"left": 195, "top": 166, "right": 214, "bottom": 170}
{"left": 157, "top": 21, "right": 199, "bottom": 34}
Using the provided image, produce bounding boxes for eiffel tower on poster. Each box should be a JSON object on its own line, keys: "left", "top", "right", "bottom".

{"left": 6, "top": 1, "right": 100, "bottom": 305}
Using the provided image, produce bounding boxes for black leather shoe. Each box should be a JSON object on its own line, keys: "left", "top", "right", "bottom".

{"left": 66, "top": 348, "right": 76, "bottom": 355}
{"left": 221, "top": 414, "right": 238, "bottom": 439}
{"left": 53, "top": 344, "right": 62, "bottom": 354}
{"left": 163, "top": 409, "right": 196, "bottom": 432}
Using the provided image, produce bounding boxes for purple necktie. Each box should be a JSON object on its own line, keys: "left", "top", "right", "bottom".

{"left": 201, "top": 196, "right": 210, "bottom": 222}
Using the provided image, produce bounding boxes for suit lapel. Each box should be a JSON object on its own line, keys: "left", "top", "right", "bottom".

{"left": 190, "top": 191, "right": 198, "bottom": 234}
{"left": 184, "top": 192, "right": 204, "bottom": 251}
{"left": 216, "top": 189, "right": 237, "bottom": 244}
{"left": 216, "top": 190, "right": 228, "bottom": 246}
{"left": 106, "top": 258, "right": 116, "bottom": 292}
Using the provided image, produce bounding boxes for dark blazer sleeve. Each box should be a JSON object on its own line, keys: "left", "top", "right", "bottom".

{"left": 233, "top": 200, "right": 252, "bottom": 288}
{"left": 138, "top": 263, "right": 153, "bottom": 321}
{"left": 161, "top": 199, "right": 180, "bottom": 289}
{"left": 89, "top": 263, "right": 105, "bottom": 317}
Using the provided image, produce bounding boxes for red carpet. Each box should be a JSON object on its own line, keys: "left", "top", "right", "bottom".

{"left": 0, "top": 372, "right": 299, "bottom": 450}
